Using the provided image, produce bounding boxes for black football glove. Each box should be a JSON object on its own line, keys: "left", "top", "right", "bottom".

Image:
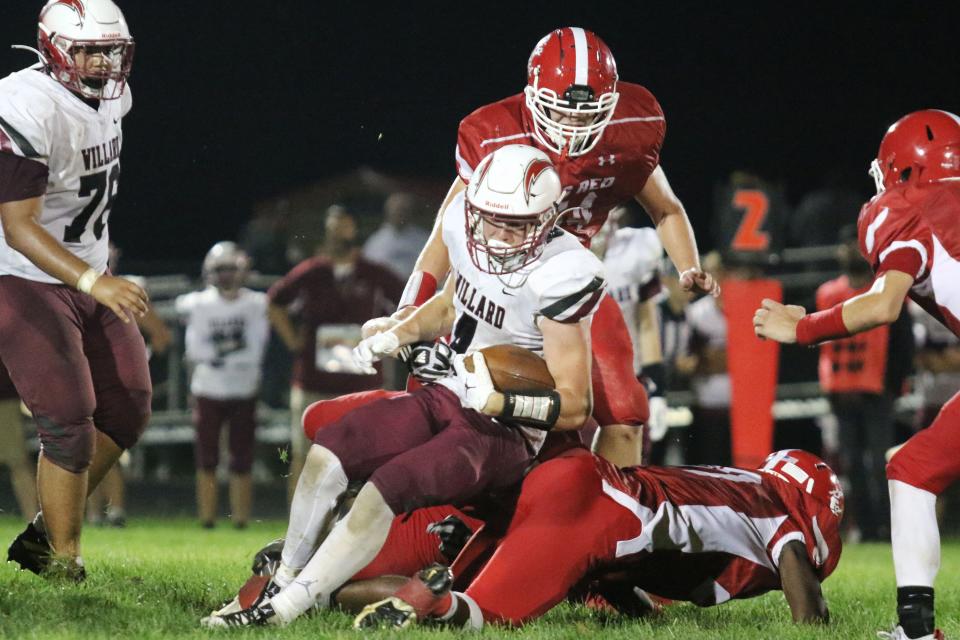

{"left": 251, "top": 537, "right": 285, "bottom": 576}
{"left": 427, "top": 514, "right": 475, "bottom": 562}
{"left": 401, "top": 341, "right": 455, "bottom": 383}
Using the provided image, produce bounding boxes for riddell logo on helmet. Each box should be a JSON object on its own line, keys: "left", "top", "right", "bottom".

{"left": 53, "top": 0, "right": 86, "bottom": 20}
{"left": 523, "top": 159, "right": 554, "bottom": 205}
{"left": 484, "top": 201, "right": 511, "bottom": 210}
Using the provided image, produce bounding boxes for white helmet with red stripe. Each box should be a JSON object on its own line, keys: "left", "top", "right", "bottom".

{"left": 37, "top": 0, "right": 135, "bottom": 100}
{"left": 465, "top": 144, "right": 562, "bottom": 276}
{"left": 524, "top": 27, "right": 619, "bottom": 157}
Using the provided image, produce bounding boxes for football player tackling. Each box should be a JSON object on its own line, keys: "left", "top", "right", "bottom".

{"left": 754, "top": 109, "right": 960, "bottom": 640}
{"left": 0, "top": 0, "right": 150, "bottom": 580}
{"left": 306, "top": 27, "right": 718, "bottom": 468}
{"left": 202, "top": 144, "right": 604, "bottom": 627}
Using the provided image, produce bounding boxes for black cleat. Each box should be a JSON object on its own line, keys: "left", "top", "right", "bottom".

{"left": 201, "top": 602, "right": 280, "bottom": 628}
{"left": 353, "top": 597, "right": 417, "bottom": 630}
{"left": 7, "top": 514, "right": 52, "bottom": 575}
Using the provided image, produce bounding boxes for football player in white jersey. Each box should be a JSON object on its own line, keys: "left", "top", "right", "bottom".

{"left": 202, "top": 145, "right": 604, "bottom": 627}
{"left": 176, "top": 242, "right": 270, "bottom": 530}
{"left": 592, "top": 208, "right": 669, "bottom": 458}
{"left": 0, "top": 1, "right": 150, "bottom": 580}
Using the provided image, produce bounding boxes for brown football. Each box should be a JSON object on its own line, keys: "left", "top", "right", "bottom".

{"left": 466, "top": 344, "right": 555, "bottom": 392}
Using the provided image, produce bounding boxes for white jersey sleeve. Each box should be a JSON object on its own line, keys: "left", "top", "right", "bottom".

{"left": 529, "top": 236, "right": 606, "bottom": 324}
{"left": 0, "top": 70, "right": 54, "bottom": 163}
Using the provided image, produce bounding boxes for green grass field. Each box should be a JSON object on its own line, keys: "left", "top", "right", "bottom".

{"left": 0, "top": 516, "right": 957, "bottom": 639}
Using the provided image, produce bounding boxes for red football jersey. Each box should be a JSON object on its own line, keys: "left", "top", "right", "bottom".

{"left": 857, "top": 182, "right": 960, "bottom": 338}
{"left": 455, "top": 82, "right": 666, "bottom": 245}
{"left": 598, "top": 457, "right": 842, "bottom": 605}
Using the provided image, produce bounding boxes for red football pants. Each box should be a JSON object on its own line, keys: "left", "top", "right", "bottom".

{"left": 887, "top": 389, "right": 960, "bottom": 495}
{"left": 590, "top": 294, "right": 649, "bottom": 427}
{"left": 464, "top": 451, "right": 639, "bottom": 625}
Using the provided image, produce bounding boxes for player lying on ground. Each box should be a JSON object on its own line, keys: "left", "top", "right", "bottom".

{"left": 754, "top": 109, "right": 960, "bottom": 640}
{"left": 201, "top": 144, "right": 603, "bottom": 628}
{"left": 351, "top": 448, "right": 843, "bottom": 630}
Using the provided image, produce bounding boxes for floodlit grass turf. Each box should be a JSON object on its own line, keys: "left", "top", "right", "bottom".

{"left": 0, "top": 516, "right": 957, "bottom": 639}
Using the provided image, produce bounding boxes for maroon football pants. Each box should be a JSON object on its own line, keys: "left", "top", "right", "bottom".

{"left": 0, "top": 276, "right": 151, "bottom": 473}
{"left": 312, "top": 385, "right": 533, "bottom": 514}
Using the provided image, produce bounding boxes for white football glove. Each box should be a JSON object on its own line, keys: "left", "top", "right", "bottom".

{"left": 647, "top": 396, "right": 669, "bottom": 442}
{"left": 351, "top": 331, "right": 400, "bottom": 375}
{"left": 450, "top": 352, "right": 496, "bottom": 413}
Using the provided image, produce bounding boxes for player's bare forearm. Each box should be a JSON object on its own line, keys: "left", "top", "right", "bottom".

{"left": 390, "top": 276, "right": 457, "bottom": 346}
{"left": 840, "top": 271, "right": 913, "bottom": 333}
{"left": 411, "top": 177, "right": 466, "bottom": 280}
{"left": 779, "top": 541, "right": 829, "bottom": 624}
{"left": 0, "top": 196, "right": 95, "bottom": 287}
{"left": 267, "top": 303, "right": 302, "bottom": 351}
{"left": 635, "top": 166, "right": 700, "bottom": 274}
{"left": 137, "top": 305, "right": 172, "bottom": 355}
{"left": 541, "top": 317, "right": 593, "bottom": 430}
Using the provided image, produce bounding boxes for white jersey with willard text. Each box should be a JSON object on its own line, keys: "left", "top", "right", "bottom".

{"left": 175, "top": 287, "right": 270, "bottom": 400}
{"left": 437, "top": 192, "right": 605, "bottom": 449}
{"left": 603, "top": 226, "right": 663, "bottom": 374}
{"left": 0, "top": 67, "right": 131, "bottom": 283}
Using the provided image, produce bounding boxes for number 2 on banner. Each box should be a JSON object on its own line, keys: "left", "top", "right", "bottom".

{"left": 731, "top": 189, "right": 770, "bottom": 251}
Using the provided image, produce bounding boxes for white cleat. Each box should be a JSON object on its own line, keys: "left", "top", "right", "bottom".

{"left": 877, "top": 625, "right": 944, "bottom": 640}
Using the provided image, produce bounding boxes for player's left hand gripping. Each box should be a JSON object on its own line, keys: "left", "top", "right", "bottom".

{"left": 90, "top": 275, "right": 149, "bottom": 323}
{"left": 352, "top": 331, "right": 400, "bottom": 374}
{"left": 753, "top": 298, "right": 805, "bottom": 343}
{"left": 451, "top": 352, "right": 496, "bottom": 413}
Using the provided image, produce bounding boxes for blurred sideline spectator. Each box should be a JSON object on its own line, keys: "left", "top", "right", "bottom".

{"left": 912, "top": 301, "right": 960, "bottom": 430}
{"left": 650, "top": 260, "right": 693, "bottom": 465}
{"left": 87, "top": 243, "right": 172, "bottom": 527}
{"left": 678, "top": 252, "right": 733, "bottom": 466}
{"left": 788, "top": 167, "right": 865, "bottom": 248}
{"left": 0, "top": 359, "right": 37, "bottom": 519}
{"left": 239, "top": 200, "right": 297, "bottom": 275}
{"left": 267, "top": 206, "right": 404, "bottom": 501}
{"left": 815, "top": 230, "right": 913, "bottom": 541}
{"left": 361, "top": 192, "right": 430, "bottom": 280}
{"left": 176, "top": 242, "right": 270, "bottom": 529}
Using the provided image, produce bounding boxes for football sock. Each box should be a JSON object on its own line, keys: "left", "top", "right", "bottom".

{"left": 897, "top": 586, "right": 935, "bottom": 639}
{"left": 280, "top": 445, "right": 348, "bottom": 572}
{"left": 270, "top": 483, "right": 394, "bottom": 623}
{"left": 889, "top": 481, "right": 940, "bottom": 587}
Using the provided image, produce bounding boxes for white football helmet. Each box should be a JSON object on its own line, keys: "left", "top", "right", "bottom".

{"left": 37, "top": 0, "right": 134, "bottom": 100}
{"left": 203, "top": 241, "right": 251, "bottom": 293}
{"left": 465, "top": 144, "right": 562, "bottom": 275}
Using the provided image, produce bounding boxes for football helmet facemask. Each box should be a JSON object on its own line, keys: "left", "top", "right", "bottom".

{"left": 36, "top": 0, "right": 135, "bottom": 100}
{"left": 203, "top": 241, "right": 251, "bottom": 293}
{"left": 464, "top": 144, "right": 562, "bottom": 277}
{"left": 524, "top": 27, "right": 619, "bottom": 157}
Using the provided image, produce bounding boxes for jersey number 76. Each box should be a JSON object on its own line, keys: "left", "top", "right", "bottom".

{"left": 63, "top": 164, "right": 120, "bottom": 244}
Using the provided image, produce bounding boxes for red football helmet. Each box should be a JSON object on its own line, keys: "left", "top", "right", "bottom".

{"left": 524, "top": 27, "right": 619, "bottom": 157}
{"left": 759, "top": 449, "right": 844, "bottom": 521}
{"left": 869, "top": 109, "right": 960, "bottom": 193}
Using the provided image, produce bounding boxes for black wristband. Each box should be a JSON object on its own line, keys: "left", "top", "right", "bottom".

{"left": 499, "top": 389, "right": 561, "bottom": 430}
{"left": 641, "top": 362, "right": 666, "bottom": 398}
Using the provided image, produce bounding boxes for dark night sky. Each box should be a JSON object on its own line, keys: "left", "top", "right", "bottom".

{"left": 2, "top": 2, "right": 958, "bottom": 270}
